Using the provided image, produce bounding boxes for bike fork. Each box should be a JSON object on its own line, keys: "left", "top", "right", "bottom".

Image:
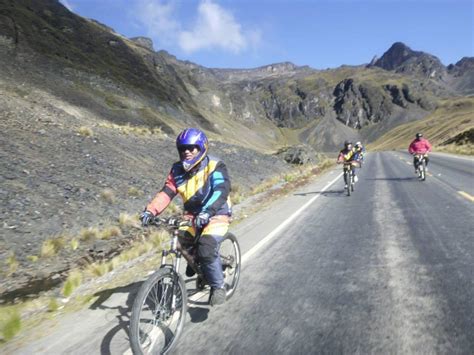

{"left": 171, "top": 249, "right": 182, "bottom": 311}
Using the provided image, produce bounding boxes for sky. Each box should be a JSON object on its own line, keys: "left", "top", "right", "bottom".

{"left": 59, "top": 0, "right": 473, "bottom": 70}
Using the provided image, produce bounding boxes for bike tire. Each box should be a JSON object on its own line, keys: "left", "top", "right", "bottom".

{"left": 345, "top": 171, "right": 351, "bottom": 196}
{"left": 219, "top": 232, "right": 241, "bottom": 300}
{"left": 421, "top": 160, "right": 426, "bottom": 181}
{"left": 130, "top": 268, "right": 188, "bottom": 355}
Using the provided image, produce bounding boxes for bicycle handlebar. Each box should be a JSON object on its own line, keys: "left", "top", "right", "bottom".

{"left": 149, "top": 217, "right": 193, "bottom": 228}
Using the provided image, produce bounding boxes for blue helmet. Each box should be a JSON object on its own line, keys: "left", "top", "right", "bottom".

{"left": 176, "top": 128, "right": 208, "bottom": 171}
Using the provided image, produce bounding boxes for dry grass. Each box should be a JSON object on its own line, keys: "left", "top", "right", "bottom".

{"left": 230, "top": 184, "right": 245, "bottom": 205}
{"left": 164, "top": 202, "right": 181, "bottom": 215}
{"left": 435, "top": 143, "right": 474, "bottom": 156}
{"left": 98, "top": 122, "right": 164, "bottom": 136}
{"left": 100, "top": 226, "right": 122, "bottom": 240}
{"left": 47, "top": 298, "right": 59, "bottom": 312}
{"left": 369, "top": 97, "right": 474, "bottom": 152}
{"left": 85, "top": 262, "right": 111, "bottom": 277}
{"left": 6, "top": 252, "right": 18, "bottom": 275}
{"left": 251, "top": 175, "right": 282, "bottom": 195}
{"left": 79, "top": 227, "right": 99, "bottom": 241}
{"left": 127, "top": 187, "right": 142, "bottom": 197}
{"left": 77, "top": 126, "right": 93, "bottom": 137}
{"left": 40, "top": 236, "right": 66, "bottom": 258}
{"left": 62, "top": 270, "right": 83, "bottom": 297}
{"left": 100, "top": 189, "right": 116, "bottom": 203}
{"left": 118, "top": 212, "right": 140, "bottom": 228}
{"left": 70, "top": 238, "right": 79, "bottom": 250}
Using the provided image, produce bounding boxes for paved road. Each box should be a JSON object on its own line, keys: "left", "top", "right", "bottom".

{"left": 6, "top": 152, "right": 474, "bottom": 354}
{"left": 174, "top": 151, "right": 474, "bottom": 354}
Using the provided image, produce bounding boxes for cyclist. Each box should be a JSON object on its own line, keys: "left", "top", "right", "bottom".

{"left": 337, "top": 140, "right": 358, "bottom": 189}
{"left": 408, "top": 133, "right": 432, "bottom": 173}
{"left": 353, "top": 141, "right": 365, "bottom": 167}
{"left": 140, "top": 128, "right": 232, "bottom": 306}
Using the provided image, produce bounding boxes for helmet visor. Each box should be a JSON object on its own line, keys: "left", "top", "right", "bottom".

{"left": 178, "top": 144, "right": 200, "bottom": 154}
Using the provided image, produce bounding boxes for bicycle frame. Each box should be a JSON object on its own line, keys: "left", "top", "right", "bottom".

{"left": 158, "top": 219, "right": 207, "bottom": 285}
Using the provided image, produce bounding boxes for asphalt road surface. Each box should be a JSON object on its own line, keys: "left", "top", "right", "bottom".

{"left": 7, "top": 152, "right": 474, "bottom": 354}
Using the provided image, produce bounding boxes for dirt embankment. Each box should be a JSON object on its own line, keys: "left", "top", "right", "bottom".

{"left": 0, "top": 81, "right": 297, "bottom": 302}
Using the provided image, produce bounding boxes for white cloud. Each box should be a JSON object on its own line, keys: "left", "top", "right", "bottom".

{"left": 135, "top": 0, "right": 261, "bottom": 54}
{"left": 60, "top": 0, "right": 74, "bottom": 11}
{"left": 136, "top": 0, "right": 180, "bottom": 44}
{"left": 179, "top": 1, "right": 251, "bottom": 53}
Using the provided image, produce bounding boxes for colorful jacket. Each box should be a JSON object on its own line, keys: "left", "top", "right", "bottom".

{"left": 408, "top": 138, "right": 432, "bottom": 154}
{"left": 147, "top": 155, "right": 232, "bottom": 217}
{"left": 353, "top": 146, "right": 365, "bottom": 161}
{"left": 337, "top": 148, "right": 356, "bottom": 162}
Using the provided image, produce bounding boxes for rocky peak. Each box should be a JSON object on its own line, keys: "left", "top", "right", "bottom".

{"left": 371, "top": 42, "right": 446, "bottom": 79}
{"left": 447, "top": 57, "right": 474, "bottom": 75}
{"left": 373, "top": 42, "right": 417, "bottom": 70}
{"left": 130, "top": 36, "right": 154, "bottom": 51}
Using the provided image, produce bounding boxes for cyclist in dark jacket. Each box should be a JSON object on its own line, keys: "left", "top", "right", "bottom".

{"left": 337, "top": 140, "right": 359, "bottom": 188}
{"left": 140, "top": 128, "right": 231, "bottom": 306}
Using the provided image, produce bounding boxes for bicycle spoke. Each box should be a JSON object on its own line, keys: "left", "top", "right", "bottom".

{"left": 131, "top": 271, "right": 187, "bottom": 354}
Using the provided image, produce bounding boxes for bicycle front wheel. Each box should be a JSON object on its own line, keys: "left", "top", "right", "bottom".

{"left": 219, "top": 233, "right": 241, "bottom": 300}
{"left": 345, "top": 170, "right": 352, "bottom": 196}
{"left": 130, "top": 268, "right": 188, "bottom": 355}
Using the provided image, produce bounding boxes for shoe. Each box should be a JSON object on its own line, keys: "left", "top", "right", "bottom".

{"left": 186, "top": 264, "right": 196, "bottom": 277}
{"left": 344, "top": 184, "right": 348, "bottom": 189}
{"left": 209, "top": 287, "right": 226, "bottom": 306}
{"left": 354, "top": 176, "right": 358, "bottom": 183}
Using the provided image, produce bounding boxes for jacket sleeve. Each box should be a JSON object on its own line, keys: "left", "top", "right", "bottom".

{"left": 408, "top": 141, "right": 415, "bottom": 154}
{"left": 337, "top": 151, "right": 344, "bottom": 162}
{"left": 202, "top": 161, "right": 231, "bottom": 216}
{"left": 146, "top": 171, "right": 178, "bottom": 216}
{"left": 425, "top": 140, "right": 432, "bottom": 152}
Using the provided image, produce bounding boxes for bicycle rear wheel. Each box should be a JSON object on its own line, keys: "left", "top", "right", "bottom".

{"left": 219, "top": 233, "right": 241, "bottom": 299}
{"left": 130, "top": 268, "right": 187, "bottom": 355}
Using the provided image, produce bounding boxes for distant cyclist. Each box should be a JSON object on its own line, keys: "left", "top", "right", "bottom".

{"left": 408, "top": 133, "right": 432, "bottom": 173}
{"left": 140, "top": 128, "right": 232, "bottom": 306}
{"left": 353, "top": 141, "right": 365, "bottom": 166}
{"left": 337, "top": 140, "right": 359, "bottom": 189}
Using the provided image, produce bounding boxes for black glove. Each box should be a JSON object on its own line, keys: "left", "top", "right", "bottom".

{"left": 140, "top": 210, "right": 154, "bottom": 226}
{"left": 195, "top": 212, "right": 210, "bottom": 229}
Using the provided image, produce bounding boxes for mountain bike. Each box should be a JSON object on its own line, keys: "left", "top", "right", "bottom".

{"left": 342, "top": 161, "right": 359, "bottom": 196}
{"left": 414, "top": 154, "right": 427, "bottom": 181}
{"left": 129, "top": 217, "right": 241, "bottom": 355}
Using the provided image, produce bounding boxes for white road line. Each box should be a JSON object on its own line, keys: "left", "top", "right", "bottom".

{"left": 124, "top": 171, "right": 343, "bottom": 355}
{"left": 241, "top": 172, "right": 343, "bottom": 264}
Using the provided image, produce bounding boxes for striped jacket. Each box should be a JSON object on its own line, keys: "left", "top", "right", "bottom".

{"left": 147, "top": 155, "right": 232, "bottom": 216}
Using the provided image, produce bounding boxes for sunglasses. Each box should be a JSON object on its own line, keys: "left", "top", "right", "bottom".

{"left": 178, "top": 145, "right": 199, "bottom": 153}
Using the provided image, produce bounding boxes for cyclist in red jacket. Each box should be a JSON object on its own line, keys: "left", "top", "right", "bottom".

{"left": 408, "top": 133, "right": 432, "bottom": 173}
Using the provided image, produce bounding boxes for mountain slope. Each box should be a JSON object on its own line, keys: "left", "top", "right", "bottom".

{"left": 0, "top": 0, "right": 473, "bottom": 302}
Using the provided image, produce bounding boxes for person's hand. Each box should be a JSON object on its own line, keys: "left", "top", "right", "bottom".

{"left": 195, "top": 212, "right": 210, "bottom": 229}
{"left": 140, "top": 210, "right": 155, "bottom": 226}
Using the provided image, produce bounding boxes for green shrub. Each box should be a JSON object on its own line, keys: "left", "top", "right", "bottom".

{"left": 62, "top": 271, "right": 83, "bottom": 297}
{"left": 0, "top": 307, "right": 21, "bottom": 341}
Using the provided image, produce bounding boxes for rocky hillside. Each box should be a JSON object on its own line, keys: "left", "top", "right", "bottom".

{"left": 0, "top": 0, "right": 473, "bottom": 300}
